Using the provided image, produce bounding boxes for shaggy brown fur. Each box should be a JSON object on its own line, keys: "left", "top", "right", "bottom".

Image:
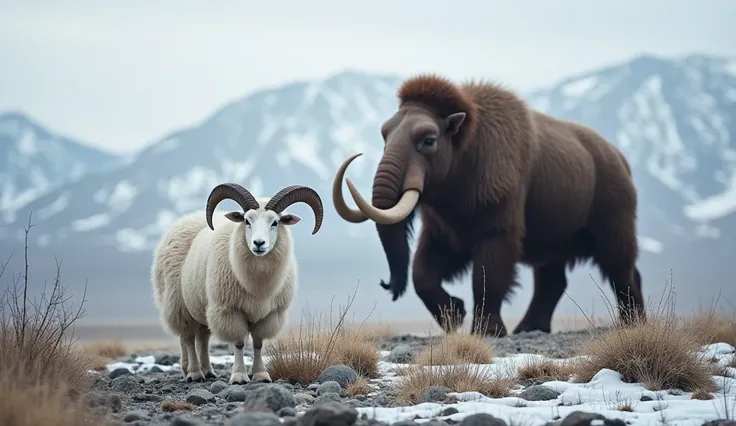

{"left": 341, "top": 73, "right": 645, "bottom": 337}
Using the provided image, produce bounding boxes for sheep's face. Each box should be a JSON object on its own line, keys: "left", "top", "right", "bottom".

{"left": 225, "top": 210, "right": 301, "bottom": 256}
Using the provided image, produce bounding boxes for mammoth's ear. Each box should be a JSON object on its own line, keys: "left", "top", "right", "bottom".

{"left": 224, "top": 211, "right": 245, "bottom": 223}
{"left": 445, "top": 112, "right": 466, "bottom": 136}
{"left": 279, "top": 214, "right": 301, "bottom": 226}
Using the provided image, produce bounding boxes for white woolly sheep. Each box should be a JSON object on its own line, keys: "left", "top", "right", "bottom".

{"left": 151, "top": 183, "right": 323, "bottom": 384}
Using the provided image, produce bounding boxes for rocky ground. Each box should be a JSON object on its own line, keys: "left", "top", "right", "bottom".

{"left": 82, "top": 329, "right": 728, "bottom": 426}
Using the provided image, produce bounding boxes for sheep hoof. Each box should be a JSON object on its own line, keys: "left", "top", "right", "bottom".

{"left": 229, "top": 372, "right": 251, "bottom": 384}
{"left": 186, "top": 371, "right": 206, "bottom": 382}
{"left": 204, "top": 370, "right": 217, "bottom": 379}
{"left": 251, "top": 372, "right": 272, "bottom": 383}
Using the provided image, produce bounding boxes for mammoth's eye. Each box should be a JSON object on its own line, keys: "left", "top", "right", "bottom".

{"left": 271, "top": 220, "right": 278, "bottom": 227}
{"left": 422, "top": 136, "right": 437, "bottom": 148}
{"left": 245, "top": 219, "right": 251, "bottom": 226}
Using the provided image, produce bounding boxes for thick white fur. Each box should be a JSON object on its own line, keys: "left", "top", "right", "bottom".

{"left": 151, "top": 197, "right": 297, "bottom": 384}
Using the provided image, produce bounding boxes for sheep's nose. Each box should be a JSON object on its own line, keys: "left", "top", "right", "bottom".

{"left": 253, "top": 239, "right": 266, "bottom": 248}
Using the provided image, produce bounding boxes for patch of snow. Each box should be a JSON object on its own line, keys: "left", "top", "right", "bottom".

{"left": 72, "top": 213, "right": 111, "bottom": 232}
{"left": 264, "top": 94, "right": 277, "bottom": 107}
{"left": 284, "top": 132, "right": 330, "bottom": 180}
{"left": 683, "top": 168, "right": 736, "bottom": 221}
{"left": 16, "top": 129, "right": 38, "bottom": 156}
{"left": 638, "top": 236, "right": 663, "bottom": 254}
{"left": 258, "top": 119, "right": 280, "bottom": 145}
{"left": 562, "top": 76, "right": 597, "bottom": 97}
{"left": 107, "top": 180, "right": 137, "bottom": 213}
{"left": 38, "top": 192, "right": 69, "bottom": 220}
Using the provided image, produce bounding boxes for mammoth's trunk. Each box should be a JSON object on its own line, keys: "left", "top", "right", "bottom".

{"left": 371, "top": 152, "right": 422, "bottom": 301}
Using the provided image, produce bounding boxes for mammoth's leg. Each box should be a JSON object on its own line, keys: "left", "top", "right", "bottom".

{"left": 195, "top": 324, "right": 216, "bottom": 379}
{"left": 470, "top": 235, "right": 523, "bottom": 338}
{"left": 592, "top": 220, "right": 646, "bottom": 325}
{"left": 513, "top": 260, "right": 567, "bottom": 334}
{"left": 412, "top": 230, "right": 472, "bottom": 333}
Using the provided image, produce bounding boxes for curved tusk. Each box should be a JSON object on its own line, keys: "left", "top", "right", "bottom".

{"left": 345, "top": 177, "right": 419, "bottom": 225}
{"left": 332, "top": 153, "right": 369, "bottom": 223}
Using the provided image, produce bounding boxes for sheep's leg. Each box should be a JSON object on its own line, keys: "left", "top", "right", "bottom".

{"left": 207, "top": 307, "right": 251, "bottom": 384}
{"left": 250, "top": 309, "right": 286, "bottom": 383}
{"left": 230, "top": 339, "right": 251, "bottom": 384}
{"left": 182, "top": 332, "right": 205, "bottom": 382}
{"left": 178, "top": 336, "right": 189, "bottom": 378}
{"left": 195, "top": 324, "right": 216, "bottom": 379}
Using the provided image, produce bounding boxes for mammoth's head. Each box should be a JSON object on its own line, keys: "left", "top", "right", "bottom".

{"left": 205, "top": 183, "right": 324, "bottom": 257}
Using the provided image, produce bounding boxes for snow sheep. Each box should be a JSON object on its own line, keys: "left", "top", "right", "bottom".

{"left": 151, "top": 183, "right": 324, "bottom": 384}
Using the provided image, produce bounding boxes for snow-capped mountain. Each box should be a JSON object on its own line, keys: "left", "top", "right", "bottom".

{"left": 1, "top": 54, "right": 734, "bottom": 321}
{"left": 0, "top": 112, "right": 122, "bottom": 225}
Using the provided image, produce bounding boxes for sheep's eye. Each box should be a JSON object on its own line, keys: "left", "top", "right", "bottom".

{"left": 422, "top": 136, "right": 436, "bottom": 147}
{"left": 271, "top": 221, "right": 278, "bottom": 227}
{"left": 245, "top": 219, "right": 251, "bottom": 226}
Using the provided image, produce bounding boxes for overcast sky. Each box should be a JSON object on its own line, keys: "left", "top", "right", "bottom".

{"left": 1, "top": 0, "right": 733, "bottom": 154}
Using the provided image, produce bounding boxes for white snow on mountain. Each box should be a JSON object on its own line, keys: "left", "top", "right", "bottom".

{"left": 0, "top": 112, "right": 121, "bottom": 224}
{"left": 0, "top": 55, "right": 734, "bottom": 260}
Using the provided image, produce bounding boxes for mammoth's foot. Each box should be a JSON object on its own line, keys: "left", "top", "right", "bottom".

{"left": 512, "top": 315, "right": 552, "bottom": 335}
{"left": 436, "top": 296, "right": 467, "bottom": 334}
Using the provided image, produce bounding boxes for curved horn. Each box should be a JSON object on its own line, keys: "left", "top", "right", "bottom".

{"left": 332, "top": 153, "right": 369, "bottom": 223}
{"left": 265, "top": 185, "right": 324, "bottom": 235}
{"left": 205, "top": 183, "right": 260, "bottom": 231}
{"left": 345, "top": 178, "right": 420, "bottom": 225}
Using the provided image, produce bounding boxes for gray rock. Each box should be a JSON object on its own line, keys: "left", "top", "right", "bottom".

{"left": 295, "top": 392, "right": 315, "bottom": 405}
{"left": 459, "top": 413, "right": 508, "bottom": 426}
{"left": 316, "top": 364, "right": 358, "bottom": 388}
{"left": 225, "top": 386, "right": 247, "bottom": 402}
{"left": 123, "top": 410, "right": 150, "bottom": 422}
{"left": 109, "top": 367, "right": 132, "bottom": 379}
{"left": 421, "top": 386, "right": 451, "bottom": 403}
{"left": 561, "top": 411, "right": 625, "bottom": 426}
{"left": 210, "top": 380, "right": 229, "bottom": 394}
{"left": 317, "top": 381, "right": 343, "bottom": 396}
{"left": 242, "top": 383, "right": 296, "bottom": 413}
{"left": 226, "top": 412, "right": 282, "bottom": 426}
{"left": 186, "top": 388, "right": 215, "bottom": 405}
{"left": 314, "top": 392, "right": 342, "bottom": 405}
{"left": 439, "top": 407, "right": 459, "bottom": 416}
{"left": 703, "top": 422, "right": 736, "bottom": 426}
{"left": 170, "top": 416, "right": 206, "bottom": 426}
{"left": 518, "top": 385, "right": 561, "bottom": 401}
{"left": 297, "top": 401, "right": 358, "bottom": 426}
{"left": 110, "top": 375, "right": 142, "bottom": 393}
{"left": 386, "top": 344, "right": 413, "bottom": 363}
{"left": 278, "top": 406, "right": 297, "bottom": 417}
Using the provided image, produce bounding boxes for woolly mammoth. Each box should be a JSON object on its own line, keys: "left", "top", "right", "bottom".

{"left": 332, "top": 74, "right": 645, "bottom": 337}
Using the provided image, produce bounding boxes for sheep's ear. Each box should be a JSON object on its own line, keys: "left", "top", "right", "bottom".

{"left": 279, "top": 214, "right": 301, "bottom": 226}
{"left": 225, "top": 211, "right": 245, "bottom": 223}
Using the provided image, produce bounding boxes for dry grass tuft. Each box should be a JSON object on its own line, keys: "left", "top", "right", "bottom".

{"left": 616, "top": 403, "right": 634, "bottom": 412}
{"left": 685, "top": 311, "right": 736, "bottom": 348}
{"left": 691, "top": 388, "right": 714, "bottom": 400}
{"left": 0, "top": 216, "right": 103, "bottom": 425}
{"left": 395, "top": 363, "right": 515, "bottom": 405}
{"left": 82, "top": 340, "right": 127, "bottom": 359}
{"left": 345, "top": 376, "right": 372, "bottom": 397}
{"left": 570, "top": 280, "right": 717, "bottom": 393}
{"left": 416, "top": 332, "right": 494, "bottom": 366}
{"left": 516, "top": 358, "right": 576, "bottom": 383}
{"left": 265, "top": 284, "right": 382, "bottom": 384}
{"left": 161, "top": 400, "right": 196, "bottom": 412}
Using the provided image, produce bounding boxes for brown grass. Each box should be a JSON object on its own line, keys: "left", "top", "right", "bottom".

{"left": 345, "top": 376, "right": 372, "bottom": 396}
{"left": 395, "top": 363, "right": 515, "bottom": 405}
{"left": 616, "top": 403, "right": 634, "bottom": 412}
{"left": 416, "top": 332, "right": 494, "bottom": 366}
{"left": 82, "top": 340, "right": 127, "bottom": 359}
{"left": 265, "top": 284, "right": 382, "bottom": 384}
{"left": 516, "top": 358, "right": 576, "bottom": 383}
{"left": 161, "top": 400, "right": 196, "bottom": 412}
{"left": 691, "top": 388, "right": 714, "bottom": 400}
{"left": 0, "top": 216, "right": 103, "bottom": 425}
{"left": 685, "top": 311, "right": 736, "bottom": 348}
{"left": 570, "top": 282, "right": 717, "bottom": 393}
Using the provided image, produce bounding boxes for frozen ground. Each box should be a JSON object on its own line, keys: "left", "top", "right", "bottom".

{"left": 87, "top": 332, "right": 736, "bottom": 426}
